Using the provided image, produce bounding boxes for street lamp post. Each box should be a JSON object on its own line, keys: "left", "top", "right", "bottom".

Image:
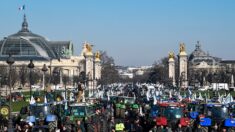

{"left": 53, "top": 69, "right": 59, "bottom": 90}
{"left": 6, "top": 54, "right": 14, "bottom": 132}
{"left": 28, "top": 60, "right": 34, "bottom": 98}
{"left": 4, "top": 76, "right": 8, "bottom": 97}
{"left": 41, "top": 64, "right": 48, "bottom": 92}
{"left": 0, "top": 74, "right": 2, "bottom": 95}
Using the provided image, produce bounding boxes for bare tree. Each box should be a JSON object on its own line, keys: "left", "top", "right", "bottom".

{"left": 10, "top": 66, "right": 19, "bottom": 89}
{"left": 99, "top": 51, "right": 119, "bottom": 85}
{"left": 19, "top": 65, "right": 28, "bottom": 88}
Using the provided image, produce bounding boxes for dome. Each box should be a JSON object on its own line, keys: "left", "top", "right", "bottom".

{"left": 189, "top": 41, "right": 207, "bottom": 61}
{"left": 0, "top": 14, "right": 73, "bottom": 61}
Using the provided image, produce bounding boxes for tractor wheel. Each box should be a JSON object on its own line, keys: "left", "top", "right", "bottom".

{"left": 48, "top": 121, "right": 57, "bottom": 132}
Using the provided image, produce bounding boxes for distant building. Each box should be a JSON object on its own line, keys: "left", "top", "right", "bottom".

{"left": 188, "top": 41, "right": 222, "bottom": 72}
{"left": 168, "top": 41, "right": 235, "bottom": 87}
{"left": 0, "top": 14, "right": 101, "bottom": 91}
{"left": 117, "top": 65, "right": 152, "bottom": 79}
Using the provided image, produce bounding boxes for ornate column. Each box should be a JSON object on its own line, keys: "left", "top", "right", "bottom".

{"left": 84, "top": 42, "right": 94, "bottom": 96}
{"left": 94, "top": 51, "right": 101, "bottom": 90}
{"left": 168, "top": 52, "right": 175, "bottom": 86}
{"left": 178, "top": 43, "right": 188, "bottom": 89}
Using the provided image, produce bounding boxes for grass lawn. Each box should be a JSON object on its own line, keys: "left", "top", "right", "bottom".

{"left": 11, "top": 100, "right": 29, "bottom": 112}
{"left": 11, "top": 91, "right": 46, "bottom": 112}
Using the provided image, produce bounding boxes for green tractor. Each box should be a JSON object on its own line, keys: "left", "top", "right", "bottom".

{"left": 68, "top": 102, "right": 96, "bottom": 123}
{"left": 114, "top": 96, "right": 137, "bottom": 119}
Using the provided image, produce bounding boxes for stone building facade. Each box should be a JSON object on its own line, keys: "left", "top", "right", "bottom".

{"left": 168, "top": 41, "right": 235, "bottom": 88}
{"left": 0, "top": 14, "right": 101, "bottom": 91}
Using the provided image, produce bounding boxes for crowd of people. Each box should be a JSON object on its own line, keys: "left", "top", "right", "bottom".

{"left": 1, "top": 98, "right": 231, "bottom": 132}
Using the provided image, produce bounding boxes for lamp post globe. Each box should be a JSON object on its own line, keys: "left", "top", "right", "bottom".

{"left": 28, "top": 59, "right": 34, "bottom": 69}
{"left": 6, "top": 54, "right": 14, "bottom": 132}
{"left": 42, "top": 64, "right": 48, "bottom": 72}
{"left": 41, "top": 64, "right": 48, "bottom": 91}
{"left": 6, "top": 54, "right": 14, "bottom": 66}
{"left": 0, "top": 74, "right": 2, "bottom": 88}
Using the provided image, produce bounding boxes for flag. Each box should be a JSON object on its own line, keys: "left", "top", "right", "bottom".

{"left": 188, "top": 89, "right": 192, "bottom": 96}
{"left": 224, "top": 93, "right": 234, "bottom": 104}
{"left": 29, "top": 96, "right": 35, "bottom": 104}
{"left": 44, "top": 96, "right": 47, "bottom": 104}
{"left": 199, "top": 92, "right": 203, "bottom": 100}
{"left": 19, "top": 5, "right": 25, "bottom": 11}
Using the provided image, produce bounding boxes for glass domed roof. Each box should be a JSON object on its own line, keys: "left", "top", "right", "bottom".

{"left": 189, "top": 41, "right": 207, "bottom": 61}
{"left": 0, "top": 15, "right": 57, "bottom": 61}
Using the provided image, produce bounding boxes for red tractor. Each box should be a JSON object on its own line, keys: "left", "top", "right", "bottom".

{"left": 155, "top": 102, "right": 190, "bottom": 130}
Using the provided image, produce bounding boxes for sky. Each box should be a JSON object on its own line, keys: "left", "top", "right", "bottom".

{"left": 0, "top": 0, "right": 235, "bottom": 66}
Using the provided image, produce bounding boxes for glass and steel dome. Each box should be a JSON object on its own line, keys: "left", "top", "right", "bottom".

{"left": 188, "top": 41, "right": 221, "bottom": 65}
{"left": 0, "top": 14, "right": 73, "bottom": 61}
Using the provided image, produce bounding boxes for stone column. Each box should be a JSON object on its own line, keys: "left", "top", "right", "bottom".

{"left": 94, "top": 51, "right": 101, "bottom": 89}
{"left": 168, "top": 52, "right": 175, "bottom": 86}
{"left": 84, "top": 42, "right": 94, "bottom": 96}
{"left": 179, "top": 43, "right": 188, "bottom": 89}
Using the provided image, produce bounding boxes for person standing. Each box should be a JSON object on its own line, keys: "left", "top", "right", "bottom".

{"left": 74, "top": 120, "right": 85, "bottom": 132}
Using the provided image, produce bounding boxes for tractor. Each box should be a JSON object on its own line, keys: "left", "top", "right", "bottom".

{"left": 202, "top": 103, "right": 235, "bottom": 131}
{"left": 114, "top": 96, "right": 137, "bottom": 119}
{"left": 156, "top": 102, "right": 189, "bottom": 131}
{"left": 68, "top": 102, "right": 96, "bottom": 123}
{"left": 25, "top": 102, "right": 58, "bottom": 131}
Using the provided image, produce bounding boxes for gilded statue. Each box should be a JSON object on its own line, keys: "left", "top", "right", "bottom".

{"left": 179, "top": 43, "right": 185, "bottom": 52}
{"left": 95, "top": 51, "right": 101, "bottom": 59}
{"left": 86, "top": 44, "right": 92, "bottom": 53}
{"left": 168, "top": 52, "right": 174, "bottom": 59}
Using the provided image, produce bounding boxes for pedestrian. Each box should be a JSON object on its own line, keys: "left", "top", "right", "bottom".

{"left": 151, "top": 125, "right": 158, "bottom": 132}
{"left": 15, "top": 123, "right": 22, "bottom": 132}
{"left": 124, "top": 119, "right": 132, "bottom": 132}
{"left": 166, "top": 125, "right": 172, "bottom": 132}
{"left": 185, "top": 124, "right": 192, "bottom": 132}
{"left": 108, "top": 117, "right": 115, "bottom": 132}
{"left": 194, "top": 124, "right": 203, "bottom": 132}
{"left": 23, "top": 124, "right": 30, "bottom": 132}
{"left": 134, "top": 122, "right": 143, "bottom": 132}
{"left": 211, "top": 124, "right": 219, "bottom": 132}
{"left": 157, "top": 125, "right": 165, "bottom": 132}
{"left": 115, "top": 120, "right": 125, "bottom": 132}
{"left": 63, "top": 116, "right": 72, "bottom": 132}
{"left": 175, "top": 124, "right": 183, "bottom": 132}
{"left": 74, "top": 120, "right": 85, "bottom": 132}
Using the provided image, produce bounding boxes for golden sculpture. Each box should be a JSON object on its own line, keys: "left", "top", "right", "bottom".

{"left": 179, "top": 43, "right": 186, "bottom": 53}
{"left": 86, "top": 44, "right": 92, "bottom": 53}
{"left": 95, "top": 51, "right": 100, "bottom": 59}
{"left": 169, "top": 52, "right": 174, "bottom": 59}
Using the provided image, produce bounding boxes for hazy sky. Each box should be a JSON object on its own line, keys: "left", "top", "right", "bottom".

{"left": 0, "top": 0, "right": 235, "bottom": 66}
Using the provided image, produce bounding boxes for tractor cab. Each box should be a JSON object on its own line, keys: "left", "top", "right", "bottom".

{"left": 203, "top": 103, "right": 235, "bottom": 128}
{"left": 205, "top": 103, "right": 229, "bottom": 122}
{"left": 160, "top": 103, "right": 185, "bottom": 120}
{"left": 69, "top": 102, "right": 96, "bottom": 122}
{"left": 187, "top": 101, "right": 204, "bottom": 119}
{"left": 26, "top": 102, "right": 58, "bottom": 131}
{"left": 156, "top": 102, "right": 188, "bottom": 130}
